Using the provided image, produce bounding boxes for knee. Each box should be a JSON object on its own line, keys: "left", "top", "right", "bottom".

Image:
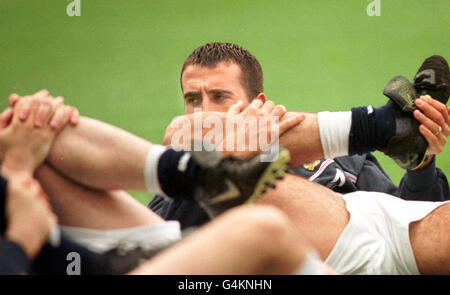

{"left": 244, "top": 205, "right": 293, "bottom": 240}
{"left": 222, "top": 205, "right": 292, "bottom": 238}
{"left": 220, "top": 205, "right": 305, "bottom": 259}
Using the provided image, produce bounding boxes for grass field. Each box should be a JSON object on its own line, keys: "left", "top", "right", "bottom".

{"left": 1, "top": 0, "right": 449, "bottom": 205}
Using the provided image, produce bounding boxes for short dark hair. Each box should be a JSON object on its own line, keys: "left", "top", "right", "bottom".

{"left": 181, "top": 42, "right": 263, "bottom": 99}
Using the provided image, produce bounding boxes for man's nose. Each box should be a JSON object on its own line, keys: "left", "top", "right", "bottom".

{"left": 201, "top": 98, "right": 215, "bottom": 112}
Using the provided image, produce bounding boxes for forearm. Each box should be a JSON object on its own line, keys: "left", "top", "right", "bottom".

{"left": 163, "top": 111, "right": 325, "bottom": 167}
{"left": 279, "top": 112, "right": 324, "bottom": 167}
{"left": 46, "top": 116, "right": 152, "bottom": 191}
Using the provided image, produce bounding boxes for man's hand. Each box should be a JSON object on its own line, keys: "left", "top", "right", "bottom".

{"left": 219, "top": 100, "right": 305, "bottom": 158}
{"left": 5, "top": 173, "right": 57, "bottom": 259}
{"left": 226, "top": 99, "right": 305, "bottom": 137}
{"left": 0, "top": 90, "right": 77, "bottom": 175}
{"left": 413, "top": 95, "right": 450, "bottom": 168}
{"left": 163, "top": 100, "right": 305, "bottom": 158}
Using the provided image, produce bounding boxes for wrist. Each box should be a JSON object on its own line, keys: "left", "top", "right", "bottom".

{"left": 2, "top": 153, "right": 35, "bottom": 178}
{"left": 413, "top": 154, "right": 434, "bottom": 170}
{"left": 5, "top": 226, "right": 46, "bottom": 259}
{"left": 317, "top": 111, "right": 351, "bottom": 159}
{"left": 1, "top": 164, "right": 34, "bottom": 180}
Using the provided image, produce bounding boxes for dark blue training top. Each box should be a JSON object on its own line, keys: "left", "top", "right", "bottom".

{"left": 0, "top": 176, "right": 32, "bottom": 275}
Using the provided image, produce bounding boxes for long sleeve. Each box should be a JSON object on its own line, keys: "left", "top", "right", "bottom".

{"left": 0, "top": 239, "right": 31, "bottom": 275}
{"left": 398, "top": 157, "right": 450, "bottom": 201}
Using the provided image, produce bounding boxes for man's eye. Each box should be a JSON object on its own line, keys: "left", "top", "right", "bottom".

{"left": 214, "top": 95, "right": 226, "bottom": 101}
{"left": 187, "top": 98, "right": 200, "bottom": 105}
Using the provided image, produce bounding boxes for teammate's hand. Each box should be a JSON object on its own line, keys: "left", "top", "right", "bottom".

{"left": 0, "top": 91, "right": 71, "bottom": 175}
{"left": 8, "top": 90, "right": 79, "bottom": 129}
{"left": 413, "top": 95, "right": 449, "bottom": 167}
{"left": 5, "top": 173, "right": 57, "bottom": 259}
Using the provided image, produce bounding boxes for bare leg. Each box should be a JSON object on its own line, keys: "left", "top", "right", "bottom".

{"left": 35, "top": 164, "right": 162, "bottom": 230}
{"left": 129, "top": 205, "right": 325, "bottom": 275}
{"left": 255, "top": 173, "right": 350, "bottom": 260}
{"left": 46, "top": 117, "right": 152, "bottom": 191}
{"left": 255, "top": 173, "right": 450, "bottom": 274}
{"left": 410, "top": 203, "right": 450, "bottom": 274}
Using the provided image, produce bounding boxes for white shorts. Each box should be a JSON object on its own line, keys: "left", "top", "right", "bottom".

{"left": 61, "top": 221, "right": 182, "bottom": 253}
{"left": 324, "top": 191, "right": 449, "bottom": 274}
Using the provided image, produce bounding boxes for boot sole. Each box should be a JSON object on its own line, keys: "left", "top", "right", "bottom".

{"left": 245, "top": 148, "right": 291, "bottom": 204}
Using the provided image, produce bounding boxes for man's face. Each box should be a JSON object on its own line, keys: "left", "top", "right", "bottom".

{"left": 181, "top": 62, "right": 253, "bottom": 114}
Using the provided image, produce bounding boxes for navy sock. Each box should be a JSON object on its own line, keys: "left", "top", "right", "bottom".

{"left": 157, "top": 149, "right": 198, "bottom": 201}
{"left": 349, "top": 105, "right": 396, "bottom": 155}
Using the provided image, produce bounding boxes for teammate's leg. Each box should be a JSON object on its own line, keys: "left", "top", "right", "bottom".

{"left": 254, "top": 172, "right": 450, "bottom": 274}
{"left": 35, "top": 164, "right": 163, "bottom": 230}
{"left": 255, "top": 173, "right": 349, "bottom": 260}
{"left": 34, "top": 164, "right": 183, "bottom": 254}
{"left": 129, "top": 205, "right": 334, "bottom": 275}
{"left": 410, "top": 202, "right": 450, "bottom": 274}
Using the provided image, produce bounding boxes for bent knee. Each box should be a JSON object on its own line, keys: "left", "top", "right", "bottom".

{"left": 221, "top": 205, "right": 304, "bottom": 253}
{"left": 221, "top": 205, "right": 292, "bottom": 236}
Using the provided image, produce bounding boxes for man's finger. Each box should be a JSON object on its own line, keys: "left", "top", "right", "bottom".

{"left": 271, "top": 105, "right": 287, "bottom": 118}
{"left": 227, "top": 100, "right": 243, "bottom": 116}
{"left": 241, "top": 99, "right": 264, "bottom": 117}
{"left": 34, "top": 101, "right": 52, "bottom": 127}
{"left": 54, "top": 96, "right": 65, "bottom": 108}
{"left": 261, "top": 100, "right": 275, "bottom": 114}
{"left": 419, "top": 124, "right": 443, "bottom": 155}
{"left": 0, "top": 107, "right": 13, "bottom": 129}
{"left": 17, "top": 96, "right": 33, "bottom": 121}
{"left": 49, "top": 106, "right": 66, "bottom": 130}
{"left": 8, "top": 93, "right": 20, "bottom": 107}
{"left": 278, "top": 113, "right": 305, "bottom": 135}
{"left": 415, "top": 98, "right": 446, "bottom": 131}
{"left": 248, "top": 98, "right": 264, "bottom": 109}
{"left": 33, "top": 89, "right": 50, "bottom": 100}
{"left": 243, "top": 106, "right": 259, "bottom": 117}
{"left": 69, "top": 107, "right": 80, "bottom": 125}
{"left": 413, "top": 109, "right": 445, "bottom": 137}
{"left": 421, "top": 95, "right": 450, "bottom": 125}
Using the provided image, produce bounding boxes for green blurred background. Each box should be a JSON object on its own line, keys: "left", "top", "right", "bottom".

{"left": 1, "top": 0, "right": 449, "bottom": 205}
